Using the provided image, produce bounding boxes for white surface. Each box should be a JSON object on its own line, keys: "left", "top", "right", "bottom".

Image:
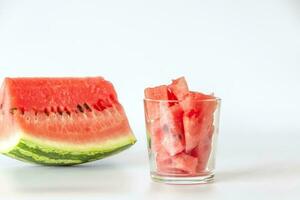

{"left": 0, "top": 134, "right": 299, "bottom": 200}
{"left": 0, "top": 0, "right": 299, "bottom": 199}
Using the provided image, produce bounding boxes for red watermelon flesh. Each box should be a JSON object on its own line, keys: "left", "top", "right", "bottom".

{"left": 191, "top": 125, "right": 214, "bottom": 171}
{"left": 148, "top": 119, "right": 164, "bottom": 152}
{"left": 5, "top": 77, "right": 132, "bottom": 143}
{"left": 154, "top": 139, "right": 178, "bottom": 174}
{"left": 168, "top": 77, "right": 189, "bottom": 100}
{"left": 144, "top": 77, "right": 218, "bottom": 175}
{"left": 157, "top": 158, "right": 187, "bottom": 175}
{"left": 15, "top": 104, "right": 131, "bottom": 144}
{"left": 157, "top": 152, "right": 198, "bottom": 175}
{"left": 144, "top": 85, "right": 169, "bottom": 101}
{"left": 180, "top": 91, "right": 216, "bottom": 111}
{"left": 191, "top": 143, "right": 211, "bottom": 172}
{"left": 144, "top": 85, "right": 169, "bottom": 120}
{"left": 7, "top": 77, "right": 118, "bottom": 112}
{"left": 159, "top": 104, "right": 185, "bottom": 156}
{"left": 0, "top": 77, "right": 136, "bottom": 165}
{"left": 180, "top": 92, "right": 217, "bottom": 152}
{"left": 147, "top": 103, "right": 185, "bottom": 156}
{"left": 156, "top": 155, "right": 186, "bottom": 175}
{"left": 156, "top": 145, "right": 171, "bottom": 163}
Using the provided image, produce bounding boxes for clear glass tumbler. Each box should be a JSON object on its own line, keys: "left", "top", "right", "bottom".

{"left": 144, "top": 97, "right": 221, "bottom": 184}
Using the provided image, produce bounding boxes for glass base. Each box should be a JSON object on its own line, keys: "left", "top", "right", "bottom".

{"left": 150, "top": 172, "right": 214, "bottom": 185}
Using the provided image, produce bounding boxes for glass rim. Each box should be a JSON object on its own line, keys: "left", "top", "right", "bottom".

{"left": 144, "top": 97, "right": 221, "bottom": 103}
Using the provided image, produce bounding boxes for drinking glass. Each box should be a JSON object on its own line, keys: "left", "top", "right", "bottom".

{"left": 144, "top": 98, "right": 221, "bottom": 184}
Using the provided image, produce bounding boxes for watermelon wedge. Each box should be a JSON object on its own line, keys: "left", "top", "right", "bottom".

{"left": 0, "top": 77, "right": 136, "bottom": 165}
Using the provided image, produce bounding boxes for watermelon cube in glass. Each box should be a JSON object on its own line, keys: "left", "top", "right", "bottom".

{"left": 144, "top": 77, "right": 221, "bottom": 184}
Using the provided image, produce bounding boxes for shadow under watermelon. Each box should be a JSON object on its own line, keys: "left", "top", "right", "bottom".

{"left": 1, "top": 160, "right": 134, "bottom": 196}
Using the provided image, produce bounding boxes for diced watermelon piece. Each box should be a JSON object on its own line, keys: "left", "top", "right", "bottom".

{"left": 144, "top": 85, "right": 169, "bottom": 120}
{"left": 180, "top": 92, "right": 217, "bottom": 152}
{"left": 157, "top": 152, "right": 198, "bottom": 174}
{"left": 191, "top": 143, "right": 211, "bottom": 172}
{"left": 180, "top": 91, "right": 216, "bottom": 111}
{"left": 156, "top": 145, "right": 171, "bottom": 163}
{"left": 172, "top": 153, "right": 198, "bottom": 174}
{"left": 191, "top": 125, "right": 215, "bottom": 172}
{"left": 157, "top": 157, "right": 187, "bottom": 175}
{"left": 148, "top": 104, "right": 185, "bottom": 156}
{"left": 147, "top": 104, "right": 185, "bottom": 156}
{"left": 148, "top": 119, "right": 164, "bottom": 152}
{"left": 183, "top": 112, "right": 214, "bottom": 153}
{"left": 168, "top": 77, "right": 189, "bottom": 100}
{"left": 155, "top": 143, "right": 186, "bottom": 175}
{"left": 161, "top": 133, "right": 184, "bottom": 156}
{"left": 160, "top": 104, "right": 185, "bottom": 156}
{"left": 144, "top": 85, "right": 169, "bottom": 100}
{"left": 182, "top": 114, "right": 202, "bottom": 152}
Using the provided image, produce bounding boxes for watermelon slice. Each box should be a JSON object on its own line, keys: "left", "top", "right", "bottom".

{"left": 0, "top": 77, "right": 136, "bottom": 166}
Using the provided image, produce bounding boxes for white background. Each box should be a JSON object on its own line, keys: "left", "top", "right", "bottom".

{"left": 0, "top": 0, "right": 299, "bottom": 199}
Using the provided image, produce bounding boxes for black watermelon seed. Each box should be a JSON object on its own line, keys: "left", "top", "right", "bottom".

{"left": 44, "top": 108, "right": 50, "bottom": 116}
{"left": 83, "top": 103, "right": 92, "bottom": 112}
{"left": 64, "top": 107, "right": 71, "bottom": 115}
{"left": 57, "top": 107, "right": 63, "bottom": 115}
{"left": 77, "top": 104, "right": 84, "bottom": 113}
{"left": 50, "top": 107, "right": 56, "bottom": 113}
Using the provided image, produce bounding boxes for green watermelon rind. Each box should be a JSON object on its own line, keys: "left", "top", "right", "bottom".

{"left": 2, "top": 133, "right": 136, "bottom": 166}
